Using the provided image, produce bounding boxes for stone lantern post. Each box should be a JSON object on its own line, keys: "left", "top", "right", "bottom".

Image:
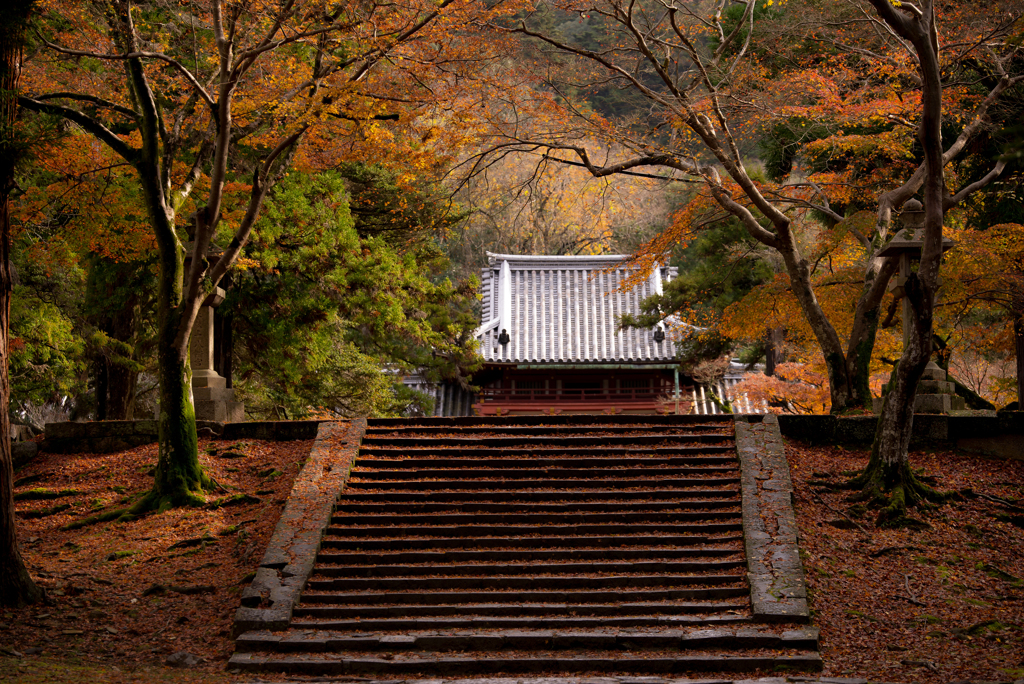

{"left": 876, "top": 200, "right": 964, "bottom": 414}
{"left": 186, "top": 246, "right": 244, "bottom": 422}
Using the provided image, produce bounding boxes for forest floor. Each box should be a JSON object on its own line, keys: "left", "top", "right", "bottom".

{"left": 1, "top": 433, "right": 1023, "bottom": 683}
{"left": 788, "top": 441, "right": 1024, "bottom": 683}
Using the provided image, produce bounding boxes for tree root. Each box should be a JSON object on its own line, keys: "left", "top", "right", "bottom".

{"left": 842, "top": 462, "right": 951, "bottom": 527}
{"left": 61, "top": 507, "right": 131, "bottom": 531}
{"left": 61, "top": 471, "right": 217, "bottom": 530}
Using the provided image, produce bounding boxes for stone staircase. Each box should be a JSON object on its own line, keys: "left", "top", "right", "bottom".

{"left": 231, "top": 415, "right": 820, "bottom": 677}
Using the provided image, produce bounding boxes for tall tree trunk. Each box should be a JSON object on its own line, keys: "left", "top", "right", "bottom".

{"left": 0, "top": 0, "right": 42, "bottom": 607}
{"left": 764, "top": 327, "right": 784, "bottom": 377}
{"left": 856, "top": 0, "right": 949, "bottom": 522}
{"left": 105, "top": 302, "right": 139, "bottom": 420}
{"left": 153, "top": 319, "right": 203, "bottom": 506}
{"left": 776, "top": 240, "right": 868, "bottom": 412}
{"left": 1014, "top": 297, "right": 1024, "bottom": 408}
{"left": 854, "top": 273, "right": 935, "bottom": 520}
{"left": 131, "top": 203, "right": 210, "bottom": 511}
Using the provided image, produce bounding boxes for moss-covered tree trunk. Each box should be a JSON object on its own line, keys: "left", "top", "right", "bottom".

{"left": 150, "top": 309, "right": 206, "bottom": 509}
{"left": 850, "top": 273, "right": 939, "bottom": 522}
{"left": 132, "top": 131, "right": 209, "bottom": 512}
{"left": 0, "top": 197, "right": 41, "bottom": 606}
{"left": 0, "top": 0, "right": 43, "bottom": 607}
{"left": 121, "top": 11, "right": 209, "bottom": 511}
{"left": 855, "top": 0, "right": 949, "bottom": 521}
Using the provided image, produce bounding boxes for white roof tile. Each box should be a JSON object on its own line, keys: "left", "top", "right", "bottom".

{"left": 476, "top": 252, "right": 677, "bottom": 364}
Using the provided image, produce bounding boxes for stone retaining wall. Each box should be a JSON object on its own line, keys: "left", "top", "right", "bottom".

{"left": 735, "top": 414, "right": 810, "bottom": 624}
{"left": 772, "top": 412, "right": 1024, "bottom": 459}
{"left": 234, "top": 419, "right": 366, "bottom": 637}
{"left": 41, "top": 419, "right": 322, "bottom": 453}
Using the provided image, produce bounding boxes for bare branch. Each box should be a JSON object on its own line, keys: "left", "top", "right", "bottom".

{"left": 34, "top": 92, "right": 138, "bottom": 119}
{"left": 946, "top": 160, "right": 1007, "bottom": 209}
{"left": 34, "top": 33, "right": 216, "bottom": 110}
{"left": 18, "top": 96, "right": 138, "bottom": 164}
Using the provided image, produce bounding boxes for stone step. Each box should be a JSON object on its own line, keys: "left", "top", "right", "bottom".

{"left": 236, "top": 627, "right": 818, "bottom": 653}
{"left": 228, "top": 651, "right": 823, "bottom": 676}
{"left": 333, "top": 499, "right": 741, "bottom": 515}
{"left": 336, "top": 489, "right": 739, "bottom": 504}
{"left": 356, "top": 446, "right": 737, "bottom": 458}
{"left": 311, "top": 559, "right": 747, "bottom": 578}
{"left": 292, "top": 601, "right": 749, "bottom": 619}
{"left": 230, "top": 415, "right": 819, "bottom": 680}
{"left": 356, "top": 455, "right": 737, "bottom": 469}
{"left": 351, "top": 467, "right": 737, "bottom": 481}
{"left": 364, "top": 423, "right": 733, "bottom": 436}
{"left": 323, "top": 522, "right": 743, "bottom": 538}
{"left": 331, "top": 511, "right": 740, "bottom": 526}
{"left": 315, "top": 546, "right": 743, "bottom": 565}
{"left": 342, "top": 478, "right": 741, "bottom": 491}
{"left": 288, "top": 614, "right": 754, "bottom": 631}
{"left": 360, "top": 435, "right": 734, "bottom": 448}
{"left": 299, "top": 587, "right": 749, "bottom": 606}
{"left": 319, "top": 534, "right": 743, "bottom": 551}
{"left": 366, "top": 415, "right": 734, "bottom": 428}
{"left": 305, "top": 574, "right": 745, "bottom": 592}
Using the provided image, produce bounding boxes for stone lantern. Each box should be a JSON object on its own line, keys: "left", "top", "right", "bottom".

{"left": 876, "top": 200, "right": 963, "bottom": 414}
{"left": 186, "top": 245, "right": 244, "bottom": 422}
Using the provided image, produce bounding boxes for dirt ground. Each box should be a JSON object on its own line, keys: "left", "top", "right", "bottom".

{"left": 2, "top": 431, "right": 1023, "bottom": 683}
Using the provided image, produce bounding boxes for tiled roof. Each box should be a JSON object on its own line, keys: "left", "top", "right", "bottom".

{"left": 475, "top": 252, "right": 678, "bottom": 364}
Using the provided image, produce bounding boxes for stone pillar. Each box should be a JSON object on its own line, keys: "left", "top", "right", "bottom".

{"left": 190, "top": 287, "right": 244, "bottom": 422}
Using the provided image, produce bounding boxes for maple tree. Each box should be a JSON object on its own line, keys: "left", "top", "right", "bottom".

{"left": 8, "top": 128, "right": 162, "bottom": 423}
{"left": 16, "top": 0, "right": 507, "bottom": 514}
{"left": 939, "top": 222, "right": 1024, "bottom": 407}
{"left": 482, "top": 0, "right": 1023, "bottom": 520}
{"left": 0, "top": 0, "right": 43, "bottom": 607}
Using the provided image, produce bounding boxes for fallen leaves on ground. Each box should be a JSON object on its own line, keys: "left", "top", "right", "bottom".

{"left": 3, "top": 436, "right": 314, "bottom": 682}
{"left": 788, "top": 441, "right": 1024, "bottom": 683}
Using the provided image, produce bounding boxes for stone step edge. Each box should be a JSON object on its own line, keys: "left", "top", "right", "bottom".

{"left": 310, "top": 560, "right": 746, "bottom": 576}
{"left": 356, "top": 456, "right": 738, "bottom": 465}
{"left": 292, "top": 601, "right": 750, "bottom": 617}
{"left": 343, "top": 480, "right": 742, "bottom": 491}
{"left": 324, "top": 524, "right": 743, "bottom": 536}
{"left": 235, "top": 627, "right": 819, "bottom": 653}
{"left": 366, "top": 415, "right": 733, "bottom": 426}
{"left": 348, "top": 464, "right": 741, "bottom": 475}
{"left": 230, "top": 677, "right": 861, "bottom": 684}
{"left": 330, "top": 511, "right": 742, "bottom": 523}
{"left": 364, "top": 423, "right": 733, "bottom": 433}
{"left": 288, "top": 615, "right": 756, "bottom": 630}
{"left": 318, "top": 535, "right": 745, "bottom": 550}
{"left": 314, "top": 548, "right": 744, "bottom": 564}
{"left": 297, "top": 588, "right": 750, "bottom": 605}
{"left": 356, "top": 447, "right": 737, "bottom": 457}
{"left": 303, "top": 574, "right": 747, "bottom": 590}
{"left": 227, "top": 652, "right": 823, "bottom": 675}
{"left": 360, "top": 435, "right": 735, "bottom": 447}
{"left": 335, "top": 499, "right": 742, "bottom": 509}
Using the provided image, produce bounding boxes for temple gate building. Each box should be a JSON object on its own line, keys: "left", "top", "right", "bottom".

{"left": 467, "top": 252, "right": 689, "bottom": 416}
